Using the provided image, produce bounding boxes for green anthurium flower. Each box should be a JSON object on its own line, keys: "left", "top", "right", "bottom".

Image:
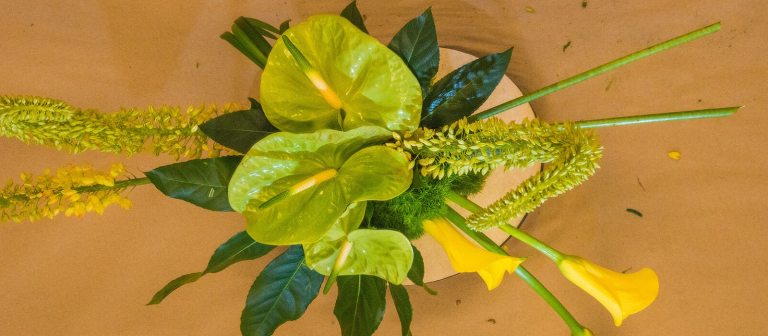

{"left": 228, "top": 126, "right": 413, "bottom": 245}
{"left": 303, "top": 202, "right": 414, "bottom": 285}
{"left": 261, "top": 14, "right": 422, "bottom": 133}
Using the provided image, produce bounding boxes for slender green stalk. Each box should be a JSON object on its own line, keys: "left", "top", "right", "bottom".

{"left": 444, "top": 207, "right": 501, "bottom": 253}
{"left": 75, "top": 177, "right": 151, "bottom": 193}
{"left": 443, "top": 207, "right": 586, "bottom": 334}
{"left": 498, "top": 224, "right": 564, "bottom": 262}
{"left": 445, "top": 191, "right": 484, "bottom": 214}
{"left": 514, "top": 266, "right": 586, "bottom": 335}
{"left": 469, "top": 22, "right": 721, "bottom": 121}
{"left": 574, "top": 106, "right": 740, "bottom": 129}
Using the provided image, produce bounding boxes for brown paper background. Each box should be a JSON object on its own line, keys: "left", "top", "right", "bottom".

{"left": 1, "top": 1, "right": 766, "bottom": 335}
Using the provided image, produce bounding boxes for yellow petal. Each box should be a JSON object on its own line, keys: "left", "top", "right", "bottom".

{"left": 423, "top": 218, "right": 524, "bottom": 291}
{"left": 558, "top": 256, "right": 659, "bottom": 326}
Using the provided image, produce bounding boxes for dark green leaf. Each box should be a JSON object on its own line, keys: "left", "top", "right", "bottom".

{"left": 389, "top": 285, "right": 413, "bottom": 336}
{"left": 421, "top": 48, "right": 512, "bottom": 128}
{"left": 221, "top": 32, "right": 265, "bottom": 68}
{"left": 235, "top": 17, "right": 274, "bottom": 54}
{"left": 146, "top": 156, "right": 242, "bottom": 211}
{"left": 340, "top": 1, "right": 368, "bottom": 33}
{"left": 407, "top": 245, "right": 437, "bottom": 295}
{"left": 243, "top": 17, "right": 280, "bottom": 38}
{"left": 334, "top": 275, "right": 387, "bottom": 336}
{"left": 147, "top": 231, "right": 274, "bottom": 305}
{"left": 241, "top": 246, "right": 324, "bottom": 336}
{"left": 147, "top": 272, "right": 202, "bottom": 305}
{"left": 199, "top": 101, "right": 278, "bottom": 153}
{"left": 248, "top": 97, "right": 262, "bottom": 110}
{"left": 279, "top": 20, "right": 291, "bottom": 33}
{"left": 204, "top": 231, "right": 274, "bottom": 273}
{"left": 388, "top": 8, "right": 439, "bottom": 95}
{"left": 222, "top": 16, "right": 279, "bottom": 68}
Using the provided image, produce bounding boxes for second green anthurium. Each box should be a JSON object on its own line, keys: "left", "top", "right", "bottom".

{"left": 303, "top": 202, "right": 414, "bottom": 285}
{"left": 227, "top": 126, "right": 413, "bottom": 246}
{"left": 260, "top": 15, "right": 422, "bottom": 133}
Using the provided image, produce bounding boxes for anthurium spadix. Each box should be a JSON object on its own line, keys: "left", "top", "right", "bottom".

{"left": 302, "top": 202, "right": 414, "bottom": 286}
{"left": 260, "top": 14, "right": 422, "bottom": 133}
{"left": 227, "top": 126, "right": 412, "bottom": 245}
{"left": 423, "top": 218, "right": 525, "bottom": 290}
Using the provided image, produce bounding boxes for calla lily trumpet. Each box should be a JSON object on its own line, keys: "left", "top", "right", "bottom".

{"left": 558, "top": 256, "right": 659, "bottom": 326}
{"left": 423, "top": 218, "right": 525, "bottom": 290}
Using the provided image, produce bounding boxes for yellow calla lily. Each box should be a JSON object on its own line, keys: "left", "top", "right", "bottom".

{"left": 423, "top": 218, "right": 525, "bottom": 290}
{"left": 558, "top": 256, "right": 659, "bottom": 326}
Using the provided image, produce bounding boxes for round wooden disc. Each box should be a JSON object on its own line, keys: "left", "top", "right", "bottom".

{"left": 408, "top": 48, "right": 539, "bottom": 284}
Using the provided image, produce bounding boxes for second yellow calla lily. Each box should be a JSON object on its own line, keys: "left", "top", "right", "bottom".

{"left": 423, "top": 218, "right": 525, "bottom": 290}
{"left": 558, "top": 256, "right": 659, "bottom": 326}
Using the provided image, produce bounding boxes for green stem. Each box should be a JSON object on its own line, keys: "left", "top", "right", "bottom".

{"left": 445, "top": 191, "right": 484, "bottom": 214}
{"left": 515, "top": 266, "right": 585, "bottom": 335}
{"left": 75, "top": 177, "right": 151, "bottom": 193}
{"left": 574, "top": 106, "right": 740, "bottom": 129}
{"left": 498, "top": 224, "right": 564, "bottom": 262}
{"left": 469, "top": 22, "right": 721, "bottom": 121}
{"left": 443, "top": 207, "right": 585, "bottom": 334}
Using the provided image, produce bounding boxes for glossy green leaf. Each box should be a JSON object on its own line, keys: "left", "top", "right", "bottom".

{"left": 146, "top": 156, "right": 242, "bottom": 211}
{"left": 147, "top": 231, "right": 274, "bottom": 305}
{"left": 390, "top": 284, "right": 413, "bottom": 336}
{"left": 204, "top": 231, "right": 275, "bottom": 273}
{"left": 340, "top": 1, "right": 368, "bottom": 33}
{"left": 334, "top": 275, "right": 387, "bottom": 336}
{"left": 388, "top": 8, "right": 439, "bottom": 94}
{"left": 304, "top": 226, "right": 413, "bottom": 284}
{"left": 407, "top": 245, "right": 437, "bottom": 295}
{"left": 241, "top": 246, "right": 323, "bottom": 336}
{"left": 243, "top": 17, "right": 280, "bottom": 38}
{"left": 228, "top": 127, "right": 412, "bottom": 245}
{"left": 199, "top": 99, "right": 278, "bottom": 153}
{"left": 147, "top": 272, "right": 202, "bottom": 305}
{"left": 261, "top": 15, "right": 422, "bottom": 133}
{"left": 221, "top": 31, "right": 265, "bottom": 68}
{"left": 279, "top": 20, "right": 291, "bottom": 33}
{"left": 421, "top": 48, "right": 512, "bottom": 128}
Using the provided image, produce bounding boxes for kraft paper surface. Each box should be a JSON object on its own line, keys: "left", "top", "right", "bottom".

{"left": 1, "top": 1, "right": 766, "bottom": 335}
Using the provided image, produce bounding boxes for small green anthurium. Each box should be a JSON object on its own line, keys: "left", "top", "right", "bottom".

{"left": 302, "top": 202, "right": 414, "bottom": 286}
{"left": 228, "top": 126, "right": 413, "bottom": 246}
{"left": 260, "top": 14, "right": 422, "bottom": 133}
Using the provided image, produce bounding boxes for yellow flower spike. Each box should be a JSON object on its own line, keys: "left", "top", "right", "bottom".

{"left": 423, "top": 218, "right": 525, "bottom": 290}
{"left": 558, "top": 256, "right": 659, "bottom": 326}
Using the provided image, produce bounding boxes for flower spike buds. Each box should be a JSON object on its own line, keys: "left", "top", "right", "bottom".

{"left": 423, "top": 218, "right": 525, "bottom": 290}
{"left": 558, "top": 256, "right": 659, "bottom": 326}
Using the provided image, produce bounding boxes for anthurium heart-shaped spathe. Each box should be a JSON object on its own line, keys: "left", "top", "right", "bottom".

{"left": 228, "top": 126, "right": 413, "bottom": 245}
{"left": 260, "top": 14, "right": 422, "bottom": 133}
{"left": 303, "top": 204, "right": 414, "bottom": 284}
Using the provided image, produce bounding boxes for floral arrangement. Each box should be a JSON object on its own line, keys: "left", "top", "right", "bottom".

{"left": 0, "top": 2, "right": 737, "bottom": 335}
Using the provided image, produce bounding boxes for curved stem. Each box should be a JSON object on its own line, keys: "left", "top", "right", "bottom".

{"left": 469, "top": 22, "right": 721, "bottom": 121}
{"left": 574, "top": 106, "right": 740, "bottom": 129}
{"left": 498, "top": 224, "right": 564, "bottom": 262}
{"left": 514, "top": 266, "right": 585, "bottom": 335}
{"left": 443, "top": 207, "right": 586, "bottom": 334}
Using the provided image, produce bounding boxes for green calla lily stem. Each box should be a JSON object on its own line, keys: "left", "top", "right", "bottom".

{"left": 469, "top": 22, "right": 721, "bottom": 121}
